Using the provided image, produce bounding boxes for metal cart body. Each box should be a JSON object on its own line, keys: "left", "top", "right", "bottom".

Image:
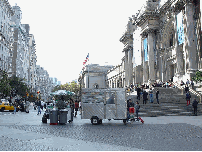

{"left": 81, "top": 88, "right": 128, "bottom": 124}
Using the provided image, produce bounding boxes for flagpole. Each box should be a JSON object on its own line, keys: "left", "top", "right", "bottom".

{"left": 88, "top": 53, "right": 89, "bottom": 88}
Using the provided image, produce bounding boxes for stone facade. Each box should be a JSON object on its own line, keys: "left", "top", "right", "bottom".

{"left": 36, "top": 65, "right": 54, "bottom": 102}
{"left": 0, "top": 0, "right": 14, "bottom": 75}
{"left": 107, "top": 57, "right": 125, "bottom": 88}
{"left": 83, "top": 64, "right": 113, "bottom": 89}
{"left": 107, "top": 0, "right": 201, "bottom": 88}
{"left": 133, "top": 0, "right": 201, "bottom": 85}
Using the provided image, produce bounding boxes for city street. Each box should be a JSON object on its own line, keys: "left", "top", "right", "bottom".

{"left": 0, "top": 105, "right": 202, "bottom": 151}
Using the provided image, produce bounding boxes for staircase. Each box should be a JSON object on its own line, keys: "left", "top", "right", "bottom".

{"left": 129, "top": 86, "right": 202, "bottom": 117}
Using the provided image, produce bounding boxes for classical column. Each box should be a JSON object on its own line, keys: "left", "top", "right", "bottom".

{"left": 185, "top": 2, "right": 198, "bottom": 74}
{"left": 174, "top": 12, "right": 183, "bottom": 77}
{"left": 125, "top": 50, "right": 129, "bottom": 87}
{"left": 128, "top": 46, "right": 133, "bottom": 85}
{"left": 141, "top": 37, "right": 146, "bottom": 83}
{"left": 148, "top": 31, "right": 155, "bottom": 83}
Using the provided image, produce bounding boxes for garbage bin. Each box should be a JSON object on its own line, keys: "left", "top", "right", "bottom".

{"left": 49, "top": 109, "right": 58, "bottom": 125}
{"left": 58, "top": 109, "right": 68, "bottom": 124}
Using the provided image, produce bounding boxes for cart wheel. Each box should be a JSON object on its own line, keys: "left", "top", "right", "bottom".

{"left": 108, "top": 119, "right": 111, "bottom": 121}
{"left": 42, "top": 117, "right": 47, "bottom": 123}
{"left": 68, "top": 120, "right": 72, "bottom": 123}
{"left": 99, "top": 119, "right": 102, "bottom": 124}
{"left": 91, "top": 116, "right": 99, "bottom": 125}
{"left": 123, "top": 119, "right": 127, "bottom": 125}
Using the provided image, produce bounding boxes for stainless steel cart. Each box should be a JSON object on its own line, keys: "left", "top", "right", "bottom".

{"left": 81, "top": 88, "right": 128, "bottom": 125}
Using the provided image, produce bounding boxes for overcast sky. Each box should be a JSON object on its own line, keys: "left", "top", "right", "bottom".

{"left": 8, "top": 0, "right": 147, "bottom": 84}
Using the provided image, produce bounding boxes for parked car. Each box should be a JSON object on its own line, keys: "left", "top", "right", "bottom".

{"left": 0, "top": 102, "right": 19, "bottom": 112}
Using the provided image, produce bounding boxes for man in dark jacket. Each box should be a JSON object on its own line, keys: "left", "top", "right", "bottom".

{"left": 185, "top": 85, "right": 189, "bottom": 93}
{"left": 137, "top": 87, "right": 141, "bottom": 100}
{"left": 156, "top": 89, "right": 159, "bottom": 104}
{"left": 37, "top": 99, "right": 41, "bottom": 115}
{"left": 192, "top": 98, "right": 198, "bottom": 116}
{"left": 143, "top": 90, "right": 148, "bottom": 104}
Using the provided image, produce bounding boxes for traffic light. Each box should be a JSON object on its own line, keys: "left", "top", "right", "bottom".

{"left": 37, "top": 91, "right": 40, "bottom": 94}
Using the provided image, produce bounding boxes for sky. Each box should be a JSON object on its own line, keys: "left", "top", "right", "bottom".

{"left": 8, "top": 0, "right": 147, "bottom": 85}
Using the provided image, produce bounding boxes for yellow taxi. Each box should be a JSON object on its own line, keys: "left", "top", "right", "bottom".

{"left": 0, "top": 102, "right": 19, "bottom": 112}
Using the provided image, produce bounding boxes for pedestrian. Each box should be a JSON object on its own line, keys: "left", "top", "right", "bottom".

{"left": 149, "top": 88, "right": 153, "bottom": 103}
{"left": 135, "top": 101, "right": 140, "bottom": 120}
{"left": 41, "top": 101, "right": 44, "bottom": 111}
{"left": 130, "top": 83, "right": 134, "bottom": 92}
{"left": 186, "top": 79, "right": 190, "bottom": 86}
{"left": 25, "top": 100, "right": 30, "bottom": 113}
{"left": 165, "top": 81, "right": 168, "bottom": 88}
{"left": 34, "top": 101, "right": 36, "bottom": 110}
{"left": 156, "top": 89, "right": 159, "bottom": 104}
{"left": 190, "top": 79, "right": 194, "bottom": 89}
{"left": 143, "top": 90, "right": 148, "bottom": 104}
{"left": 13, "top": 102, "right": 17, "bottom": 114}
{"left": 137, "top": 87, "right": 141, "bottom": 100}
{"left": 181, "top": 80, "right": 184, "bottom": 86}
{"left": 186, "top": 91, "right": 191, "bottom": 106}
{"left": 192, "top": 98, "right": 198, "bottom": 116}
{"left": 185, "top": 85, "right": 189, "bottom": 93}
{"left": 70, "top": 98, "right": 74, "bottom": 121}
{"left": 127, "top": 99, "right": 134, "bottom": 120}
{"left": 79, "top": 101, "right": 82, "bottom": 115}
{"left": 44, "top": 102, "right": 46, "bottom": 109}
{"left": 37, "top": 99, "right": 41, "bottom": 115}
{"left": 74, "top": 100, "right": 79, "bottom": 117}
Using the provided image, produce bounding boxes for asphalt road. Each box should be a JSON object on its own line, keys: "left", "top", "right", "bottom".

{"left": 0, "top": 106, "right": 202, "bottom": 151}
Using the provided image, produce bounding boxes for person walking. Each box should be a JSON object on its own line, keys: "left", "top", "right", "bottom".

{"left": 190, "top": 79, "right": 194, "bottom": 89}
{"left": 165, "top": 81, "right": 168, "bottom": 88}
{"left": 137, "top": 87, "right": 141, "bottom": 100}
{"left": 13, "top": 102, "right": 17, "bottom": 114}
{"left": 135, "top": 101, "right": 140, "bottom": 120}
{"left": 143, "top": 90, "right": 148, "bottom": 104}
{"left": 186, "top": 79, "right": 190, "bottom": 86}
{"left": 192, "top": 98, "right": 198, "bottom": 116}
{"left": 156, "top": 89, "right": 159, "bottom": 104}
{"left": 185, "top": 85, "right": 189, "bottom": 93}
{"left": 149, "top": 88, "right": 153, "bottom": 103}
{"left": 70, "top": 98, "right": 74, "bottom": 121}
{"left": 74, "top": 100, "right": 79, "bottom": 117}
{"left": 186, "top": 91, "right": 191, "bottom": 106}
{"left": 79, "top": 101, "right": 82, "bottom": 115}
{"left": 44, "top": 102, "right": 46, "bottom": 110}
{"left": 37, "top": 99, "right": 41, "bottom": 115}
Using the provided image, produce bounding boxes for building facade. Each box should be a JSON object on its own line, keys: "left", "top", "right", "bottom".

{"left": 108, "top": 0, "right": 201, "bottom": 89}
{"left": 83, "top": 64, "right": 114, "bottom": 89}
{"left": 132, "top": 0, "right": 201, "bottom": 85}
{"left": 0, "top": 0, "right": 14, "bottom": 74}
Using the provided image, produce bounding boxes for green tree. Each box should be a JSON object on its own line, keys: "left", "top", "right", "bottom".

{"left": 0, "top": 70, "right": 11, "bottom": 98}
{"left": 192, "top": 71, "right": 202, "bottom": 83}
{"left": 9, "top": 76, "right": 30, "bottom": 99}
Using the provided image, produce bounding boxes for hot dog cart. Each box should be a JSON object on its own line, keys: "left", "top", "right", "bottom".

{"left": 81, "top": 88, "right": 129, "bottom": 124}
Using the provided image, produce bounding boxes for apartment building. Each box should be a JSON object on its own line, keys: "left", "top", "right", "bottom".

{"left": 0, "top": 0, "right": 14, "bottom": 74}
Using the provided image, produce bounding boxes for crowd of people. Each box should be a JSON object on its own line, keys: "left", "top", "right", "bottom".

{"left": 126, "top": 78, "right": 199, "bottom": 117}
